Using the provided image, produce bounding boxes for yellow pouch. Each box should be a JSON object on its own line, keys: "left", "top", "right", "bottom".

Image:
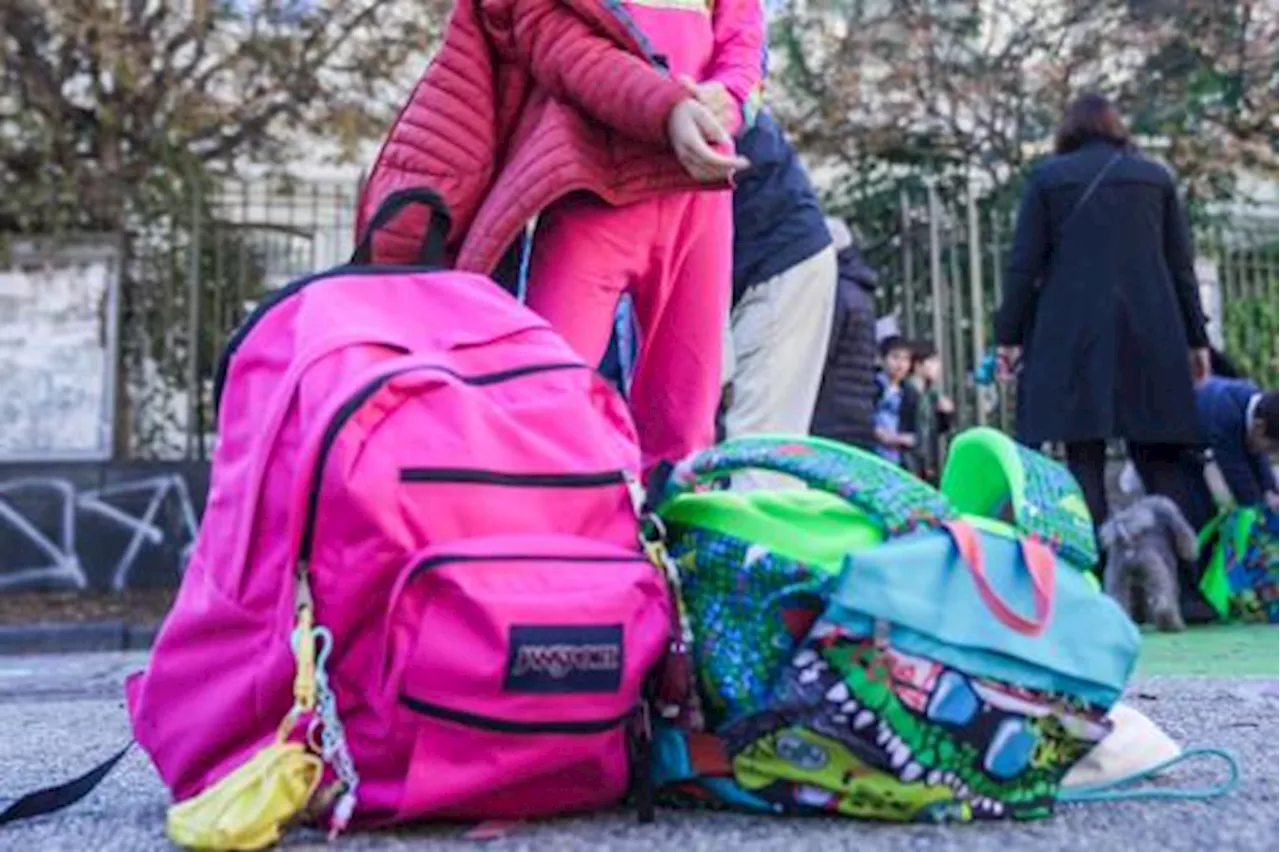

{"left": 166, "top": 741, "right": 323, "bottom": 851}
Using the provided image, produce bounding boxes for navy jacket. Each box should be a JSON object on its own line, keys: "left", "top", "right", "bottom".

{"left": 1197, "top": 377, "right": 1278, "bottom": 505}
{"left": 810, "top": 246, "right": 879, "bottom": 449}
{"left": 731, "top": 111, "right": 831, "bottom": 304}
{"left": 995, "top": 140, "right": 1208, "bottom": 445}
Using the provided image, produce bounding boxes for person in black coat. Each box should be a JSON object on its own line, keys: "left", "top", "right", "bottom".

{"left": 995, "top": 92, "right": 1211, "bottom": 540}
{"left": 810, "top": 220, "right": 880, "bottom": 451}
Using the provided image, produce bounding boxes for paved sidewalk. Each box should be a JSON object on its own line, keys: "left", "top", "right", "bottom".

{"left": 0, "top": 642, "right": 1276, "bottom": 851}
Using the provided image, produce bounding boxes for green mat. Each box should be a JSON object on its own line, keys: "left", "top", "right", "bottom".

{"left": 1136, "top": 624, "right": 1279, "bottom": 677}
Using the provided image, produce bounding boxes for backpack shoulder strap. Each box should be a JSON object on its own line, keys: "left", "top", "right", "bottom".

{"left": 0, "top": 743, "right": 131, "bottom": 826}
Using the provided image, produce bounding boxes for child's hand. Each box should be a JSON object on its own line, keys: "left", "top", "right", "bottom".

{"left": 667, "top": 98, "right": 749, "bottom": 183}
{"left": 937, "top": 395, "right": 955, "bottom": 415}
{"left": 678, "top": 75, "right": 737, "bottom": 131}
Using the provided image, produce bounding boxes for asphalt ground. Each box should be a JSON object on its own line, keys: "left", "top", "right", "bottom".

{"left": 0, "top": 628, "right": 1276, "bottom": 851}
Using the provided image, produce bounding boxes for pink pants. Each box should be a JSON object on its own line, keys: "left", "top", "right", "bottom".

{"left": 526, "top": 190, "right": 731, "bottom": 476}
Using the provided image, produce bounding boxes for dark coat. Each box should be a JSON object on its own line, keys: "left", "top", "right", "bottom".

{"left": 995, "top": 140, "right": 1209, "bottom": 445}
{"left": 731, "top": 111, "right": 831, "bottom": 304}
{"left": 810, "top": 246, "right": 879, "bottom": 449}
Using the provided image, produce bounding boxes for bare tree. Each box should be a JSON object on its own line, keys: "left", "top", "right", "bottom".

{"left": 0, "top": 0, "right": 447, "bottom": 457}
{"left": 1119, "top": 0, "right": 1279, "bottom": 205}
{"left": 0, "top": 0, "right": 446, "bottom": 233}
{"left": 769, "top": 0, "right": 1277, "bottom": 221}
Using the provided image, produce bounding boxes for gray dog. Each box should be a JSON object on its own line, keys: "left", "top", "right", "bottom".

{"left": 1099, "top": 495, "right": 1199, "bottom": 632}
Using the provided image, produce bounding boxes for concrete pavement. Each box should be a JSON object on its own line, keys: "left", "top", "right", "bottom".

{"left": 0, "top": 652, "right": 1275, "bottom": 851}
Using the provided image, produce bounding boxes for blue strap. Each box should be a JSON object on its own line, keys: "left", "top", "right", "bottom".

{"left": 1057, "top": 747, "right": 1239, "bottom": 804}
{"left": 515, "top": 219, "right": 536, "bottom": 304}
{"left": 615, "top": 297, "right": 637, "bottom": 398}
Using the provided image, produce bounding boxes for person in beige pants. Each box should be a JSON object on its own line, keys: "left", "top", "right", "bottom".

{"left": 721, "top": 110, "right": 840, "bottom": 489}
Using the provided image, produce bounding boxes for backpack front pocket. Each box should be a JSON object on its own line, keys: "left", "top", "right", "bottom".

{"left": 384, "top": 533, "right": 672, "bottom": 821}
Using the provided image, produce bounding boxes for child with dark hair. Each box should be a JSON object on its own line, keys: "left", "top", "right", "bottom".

{"left": 907, "top": 341, "right": 955, "bottom": 484}
{"left": 874, "top": 336, "right": 917, "bottom": 465}
{"left": 1196, "top": 378, "right": 1279, "bottom": 510}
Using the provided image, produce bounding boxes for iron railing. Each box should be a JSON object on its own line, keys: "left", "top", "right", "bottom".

{"left": 87, "top": 176, "right": 360, "bottom": 461}
{"left": 5, "top": 172, "right": 1275, "bottom": 461}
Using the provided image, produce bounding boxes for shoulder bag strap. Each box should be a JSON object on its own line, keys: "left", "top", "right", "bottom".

{"left": 1059, "top": 150, "right": 1124, "bottom": 236}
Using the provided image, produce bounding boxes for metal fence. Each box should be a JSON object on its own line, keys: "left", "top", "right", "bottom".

{"left": 1206, "top": 213, "right": 1280, "bottom": 381}
{"left": 120, "top": 176, "right": 361, "bottom": 460}
{"left": 866, "top": 181, "right": 1280, "bottom": 436}
{"left": 7, "top": 172, "right": 1276, "bottom": 461}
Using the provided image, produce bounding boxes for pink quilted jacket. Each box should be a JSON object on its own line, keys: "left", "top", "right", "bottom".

{"left": 358, "top": 0, "right": 722, "bottom": 272}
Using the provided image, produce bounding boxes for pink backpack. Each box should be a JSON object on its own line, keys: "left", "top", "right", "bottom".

{"left": 9, "top": 191, "right": 676, "bottom": 836}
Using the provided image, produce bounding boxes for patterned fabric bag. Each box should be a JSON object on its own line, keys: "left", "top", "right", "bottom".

{"left": 654, "top": 435, "right": 955, "bottom": 729}
{"left": 940, "top": 427, "right": 1098, "bottom": 570}
{"left": 664, "top": 518, "right": 1140, "bottom": 822}
{"left": 1199, "top": 506, "right": 1279, "bottom": 623}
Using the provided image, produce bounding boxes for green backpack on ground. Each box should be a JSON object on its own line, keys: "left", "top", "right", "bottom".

{"left": 1198, "top": 505, "right": 1279, "bottom": 623}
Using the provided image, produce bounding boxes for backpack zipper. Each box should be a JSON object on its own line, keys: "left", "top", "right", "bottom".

{"left": 399, "top": 695, "right": 636, "bottom": 734}
{"left": 297, "top": 361, "right": 586, "bottom": 564}
{"left": 402, "top": 689, "right": 656, "bottom": 822}
{"left": 409, "top": 551, "right": 645, "bottom": 582}
{"left": 399, "top": 469, "right": 625, "bottom": 487}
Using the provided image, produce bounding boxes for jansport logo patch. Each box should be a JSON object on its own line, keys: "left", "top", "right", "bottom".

{"left": 512, "top": 643, "right": 620, "bottom": 679}
{"left": 504, "top": 624, "right": 624, "bottom": 693}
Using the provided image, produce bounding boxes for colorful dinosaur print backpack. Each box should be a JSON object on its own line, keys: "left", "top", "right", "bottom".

{"left": 717, "top": 517, "right": 1138, "bottom": 822}
{"left": 652, "top": 522, "right": 1141, "bottom": 822}
{"left": 648, "top": 434, "right": 1140, "bottom": 821}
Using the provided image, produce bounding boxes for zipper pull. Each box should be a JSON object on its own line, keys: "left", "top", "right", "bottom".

{"left": 622, "top": 471, "right": 643, "bottom": 511}
{"left": 291, "top": 561, "right": 317, "bottom": 713}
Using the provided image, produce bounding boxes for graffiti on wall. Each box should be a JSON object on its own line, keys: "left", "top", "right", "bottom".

{"left": 0, "top": 464, "right": 208, "bottom": 592}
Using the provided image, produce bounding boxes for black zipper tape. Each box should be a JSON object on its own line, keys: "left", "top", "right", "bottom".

{"left": 400, "top": 695, "right": 635, "bottom": 734}
{"left": 409, "top": 551, "right": 644, "bottom": 581}
{"left": 399, "top": 469, "right": 625, "bottom": 487}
